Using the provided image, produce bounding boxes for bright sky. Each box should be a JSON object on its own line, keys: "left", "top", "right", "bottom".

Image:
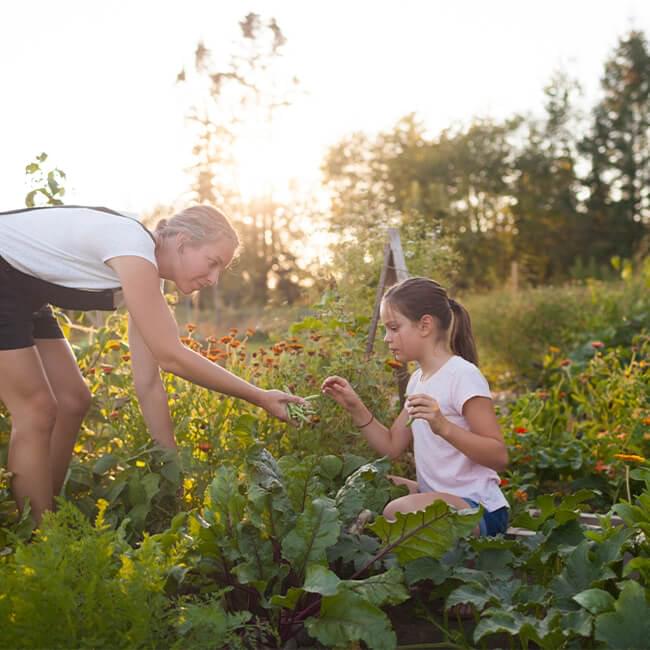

{"left": 1, "top": 0, "right": 649, "bottom": 218}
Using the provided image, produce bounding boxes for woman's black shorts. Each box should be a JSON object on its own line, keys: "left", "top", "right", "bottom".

{"left": 0, "top": 257, "right": 64, "bottom": 350}
{"left": 0, "top": 255, "right": 117, "bottom": 351}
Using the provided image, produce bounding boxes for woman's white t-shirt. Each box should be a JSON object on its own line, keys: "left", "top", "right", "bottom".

{"left": 0, "top": 206, "right": 157, "bottom": 290}
{"left": 406, "top": 355, "right": 508, "bottom": 512}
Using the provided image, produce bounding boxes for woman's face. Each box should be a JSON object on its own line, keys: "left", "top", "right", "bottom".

{"left": 173, "top": 236, "right": 237, "bottom": 295}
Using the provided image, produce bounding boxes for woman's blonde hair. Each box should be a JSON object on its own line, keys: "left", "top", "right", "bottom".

{"left": 156, "top": 205, "right": 240, "bottom": 251}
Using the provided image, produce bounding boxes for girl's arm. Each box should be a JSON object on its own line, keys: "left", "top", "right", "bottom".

{"left": 406, "top": 393, "right": 508, "bottom": 472}
{"left": 128, "top": 313, "right": 176, "bottom": 449}
{"left": 321, "top": 376, "right": 412, "bottom": 459}
{"left": 108, "top": 257, "right": 302, "bottom": 420}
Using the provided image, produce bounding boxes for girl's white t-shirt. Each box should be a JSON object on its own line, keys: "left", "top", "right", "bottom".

{"left": 0, "top": 206, "right": 157, "bottom": 290}
{"left": 406, "top": 355, "right": 508, "bottom": 512}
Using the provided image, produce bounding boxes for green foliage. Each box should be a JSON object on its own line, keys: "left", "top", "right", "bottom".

{"left": 24, "top": 152, "right": 66, "bottom": 206}
{"left": 0, "top": 502, "right": 173, "bottom": 649}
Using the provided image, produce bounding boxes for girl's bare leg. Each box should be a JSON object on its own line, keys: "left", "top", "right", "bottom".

{"left": 35, "top": 338, "right": 91, "bottom": 496}
{"left": 0, "top": 347, "right": 57, "bottom": 523}
{"left": 383, "top": 490, "right": 481, "bottom": 536}
{"left": 387, "top": 474, "right": 420, "bottom": 495}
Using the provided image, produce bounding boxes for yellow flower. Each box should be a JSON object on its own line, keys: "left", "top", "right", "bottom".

{"left": 135, "top": 460, "right": 147, "bottom": 468}
{"left": 549, "top": 346, "right": 560, "bottom": 354}
{"left": 614, "top": 453, "right": 646, "bottom": 463}
{"left": 105, "top": 340, "right": 121, "bottom": 351}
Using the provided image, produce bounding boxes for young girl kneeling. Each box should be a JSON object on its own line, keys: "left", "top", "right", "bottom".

{"left": 322, "top": 277, "right": 509, "bottom": 536}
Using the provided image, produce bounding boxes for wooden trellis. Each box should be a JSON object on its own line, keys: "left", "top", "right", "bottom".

{"left": 365, "top": 228, "right": 410, "bottom": 403}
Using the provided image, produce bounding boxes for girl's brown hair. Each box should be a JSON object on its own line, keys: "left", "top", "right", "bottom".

{"left": 383, "top": 277, "right": 479, "bottom": 365}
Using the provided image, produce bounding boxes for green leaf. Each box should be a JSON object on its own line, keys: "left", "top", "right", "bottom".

{"left": 25, "top": 162, "right": 39, "bottom": 174}
{"left": 573, "top": 588, "right": 616, "bottom": 615}
{"left": 327, "top": 532, "right": 381, "bottom": 572}
{"left": 595, "top": 581, "right": 650, "bottom": 649}
{"left": 474, "top": 609, "right": 563, "bottom": 649}
{"left": 335, "top": 457, "right": 393, "bottom": 523}
{"left": 93, "top": 453, "right": 119, "bottom": 475}
{"left": 205, "top": 466, "right": 246, "bottom": 536}
{"left": 318, "top": 455, "right": 344, "bottom": 480}
{"left": 305, "top": 589, "right": 397, "bottom": 650}
{"left": 551, "top": 541, "right": 613, "bottom": 605}
{"left": 369, "top": 499, "right": 481, "bottom": 564}
{"left": 269, "top": 587, "right": 305, "bottom": 609}
{"left": 342, "top": 567, "right": 409, "bottom": 607}
{"left": 447, "top": 577, "right": 521, "bottom": 612}
{"left": 303, "top": 564, "right": 341, "bottom": 596}
{"left": 233, "top": 522, "right": 280, "bottom": 590}
{"left": 277, "top": 455, "right": 324, "bottom": 512}
{"left": 403, "top": 557, "right": 450, "bottom": 586}
{"left": 281, "top": 497, "right": 340, "bottom": 575}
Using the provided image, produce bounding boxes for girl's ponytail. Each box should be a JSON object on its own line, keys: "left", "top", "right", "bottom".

{"left": 449, "top": 299, "right": 478, "bottom": 366}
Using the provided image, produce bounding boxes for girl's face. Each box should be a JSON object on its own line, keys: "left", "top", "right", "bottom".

{"left": 380, "top": 300, "right": 426, "bottom": 362}
{"left": 172, "top": 236, "right": 237, "bottom": 295}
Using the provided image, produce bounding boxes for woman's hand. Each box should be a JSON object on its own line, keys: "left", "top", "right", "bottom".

{"left": 259, "top": 389, "right": 306, "bottom": 423}
{"left": 406, "top": 393, "right": 448, "bottom": 435}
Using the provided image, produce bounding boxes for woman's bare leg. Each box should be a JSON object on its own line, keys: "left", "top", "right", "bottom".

{"left": 35, "top": 338, "right": 91, "bottom": 496}
{"left": 0, "top": 347, "right": 57, "bottom": 523}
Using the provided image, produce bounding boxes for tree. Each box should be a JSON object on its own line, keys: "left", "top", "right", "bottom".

{"left": 177, "top": 14, "right": 307, "bottom": 309}
{"left": 511, "top": 71, "right": 584, "bottom": 283}
{"left": 579, "top": 31, "right": 650, "bottom": 265}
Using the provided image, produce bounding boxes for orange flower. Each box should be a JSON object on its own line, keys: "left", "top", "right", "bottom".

{"left": 180, "top": 336, "right": 193, "bottom": 345}
{"left": 310, "top": 334, "right": 322, "bottom": 341}
{"left": 386, "top": 359, "right": 403, "bottom": 369}
{"left": 229, "top": 327, "right": 238, "bottom": 336}
{"left": 100, "top": 364, "right": 114, "bottom": 375}
{"left": 121, "top": 354, "right": 131, "bottom": 362}
{"left": 206, "top": 335, "right": 218, "bottom": 344}
{"left": 219, "top": 336, "right": 233, "bottom": 344}
{"left": 560, "top": 359, "right": 572, "bottom": 367}
{"left": 521, "top": 454, "right": 532, "bottom": 463}
{"left": 515, "top": 427, "right": 528, "bottom": 435}
{"left": 288, "top": 343, "right": 304, "bottom": 351}
{"left": 85, "top": 367, "right": 96, "bottom": 376}
{"left": 186, "top": 323, "right": 197, "bottom": 333}
{"left": 594, "top": 459, "right": 609, "bottom": 473}
{"left": 591, "top": 341, "right": 605, "bottom": 349}
{"left": 514, "top": 489, "right": 528, "bottom": 502}
{"left": 230, "top": 339, "right": 241, "bottom": 348}
{"left": 643, "top": 417, "right": 650, "bottom": 426}
{"left": 208, "top": 353, "right": 219, "bottom": 362}
{"left": 537, "top": 391, "right": 549, "bottom": 399}
{"left": 246, "top": 328, "right": 255, "bottom": 337}
{"left": 105, "top": 340, "right": 121, "bottom": 351}
{"left": 499, "top": 478, "right": 509, "bottom": 487}
{"left": 559, "top": 391, "right": 567, "bottom": 398}
{"left": 614, "top": 453, "right": 646, "bottom": 463}
{"left": 109, "top": 410, "right": 119, "bottom": 419}
{"left": 198, "top": 441, "right": 212, "bottom": 452}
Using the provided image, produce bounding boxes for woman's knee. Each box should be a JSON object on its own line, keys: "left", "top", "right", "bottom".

{"left": 57, "top": 386, "right": 92, "bottom": 419}
{"left": 12, "top": 392, "right": 58, "bottom": 436}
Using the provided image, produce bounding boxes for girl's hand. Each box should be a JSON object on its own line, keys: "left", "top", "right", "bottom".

{"left": 406, "top": 393, "right": 448, "bottom": 435}
{"left": 260, "top": 389, "right": 306, "bottom": 423}
{"left": 321, "top": 376, "right": 363, "bottom": 412}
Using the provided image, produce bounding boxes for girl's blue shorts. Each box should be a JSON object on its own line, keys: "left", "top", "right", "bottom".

{"left": 462, "top": 498, "right": 509, "bottom": 536}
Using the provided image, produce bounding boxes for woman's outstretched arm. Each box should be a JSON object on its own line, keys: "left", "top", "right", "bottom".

{"left": 109, "top": 256, "right": 302, "bottom": 421}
